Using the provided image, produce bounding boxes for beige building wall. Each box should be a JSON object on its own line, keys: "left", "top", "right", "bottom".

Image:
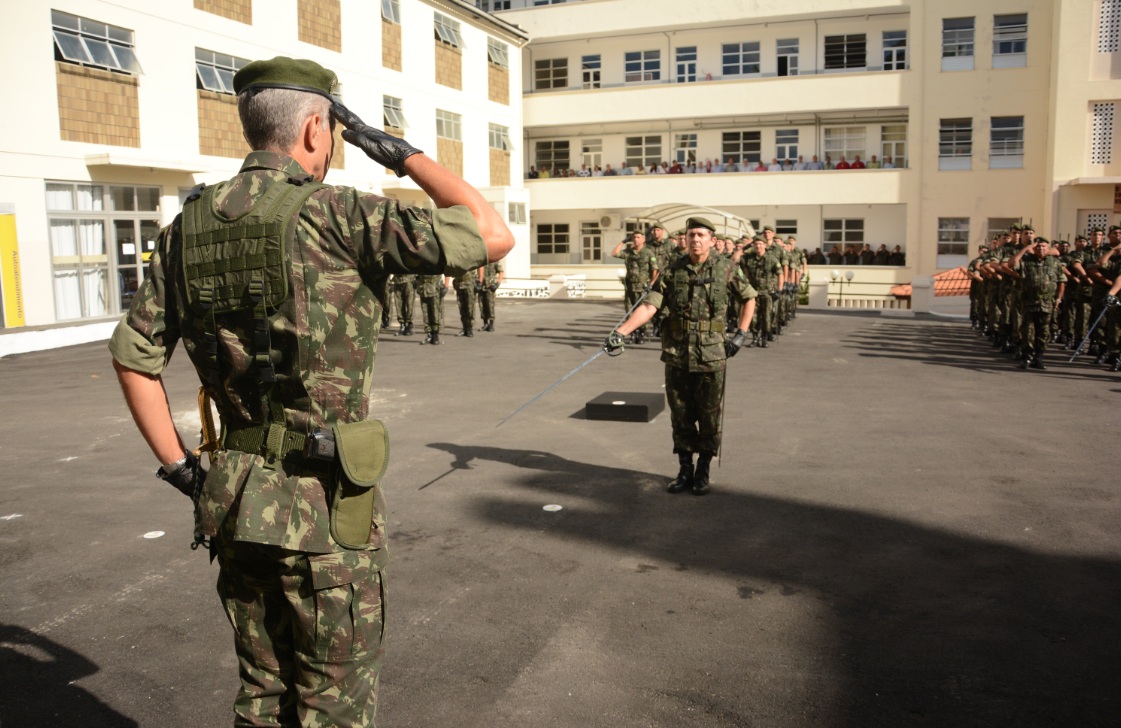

{"left": 194, "top": 0, "right": 251, "bottom": 25}
{"left": 383, "top": 19, "right": 402, "bottom": 71}
{"left": 435, "top": 43, "right": 463, "bottom": 90}
{"left": 56, "top": 63, "right": 140, "bottom": 148}
{"left": 197, "top": 90, "right": 248, "bottom": 158}
{"left": 298, "top": 0, "right": 342, "bottom": 52}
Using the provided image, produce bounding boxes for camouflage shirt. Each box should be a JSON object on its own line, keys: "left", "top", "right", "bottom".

{"left": 646, "top": 254, "right": 757, "bottom": 373}
{"left": 481, "top": 260, "right": 504, "bottom": 286}
{"left": 613, "top": 245, "right": 659, "bottom": 289}
{"left": 740, "top": 250, "right": 782, "bottom": 292}
{"left": 1017, "top": 254, "right": 1065, "bottom": 311}
{"left": 109, "top": 151, "right": 487, "bottom": 554}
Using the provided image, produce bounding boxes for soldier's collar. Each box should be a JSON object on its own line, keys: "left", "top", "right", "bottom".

{"left": 240, "top": 151, "right": 313, "bottom": 179}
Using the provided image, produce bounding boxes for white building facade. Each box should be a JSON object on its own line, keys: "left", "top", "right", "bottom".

{"left": 0, "top": 0, "right": 529, "bottom": 330}
{"left": 489, "top": 0, "right": 1121, "bottom": 303}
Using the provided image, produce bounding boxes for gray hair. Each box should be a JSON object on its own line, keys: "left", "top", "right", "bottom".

{"left": 237, "top": 88, "right": 330, "bottom": 152}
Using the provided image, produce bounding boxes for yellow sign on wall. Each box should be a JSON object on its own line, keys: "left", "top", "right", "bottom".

{"left": 0, "top": 214, "right": 26, "bottom": 328}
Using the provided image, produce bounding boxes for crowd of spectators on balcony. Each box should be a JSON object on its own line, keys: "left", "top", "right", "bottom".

{"left": 805, "top": 244, "right": 906, "bottom": 266}
{"left": 527, "top": 154, "right": 901, "bottom": 179}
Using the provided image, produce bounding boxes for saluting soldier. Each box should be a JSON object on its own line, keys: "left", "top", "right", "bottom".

{"left": 108, "top": 57, "right": 511, "bottom": 725}
{"left": 610, "top": 230, "right": 659, "bottom": 344}
{"left": 604, "top": 217, "right": 757, "bottom": 496}
{"left": 1009, "top": 236, "right": 1064, "bottom": 369}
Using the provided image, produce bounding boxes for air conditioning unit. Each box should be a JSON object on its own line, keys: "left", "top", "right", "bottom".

{"left": 599, "top": 214, "right": 621, "bottom": 229}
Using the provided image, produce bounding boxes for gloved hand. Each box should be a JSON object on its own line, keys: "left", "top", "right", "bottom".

{"left": 489, "top": 283, "right": 499, "bottom": 292}
{"left": 769, "top": 289, "right": 779, "bottom": 298}
{"left": 331, "top": 102, "right": 423, "bottom": 177}
{"left": 438, "top": 283, "right": 448, "bottom": 300}
{"left": 604, "top": 330, "right": 626, "bottom": 356}
{"left": 1107, "top": 294, "right": 1120, "bottom": 308}
{"left": 156, "top": 452, "right": 206, "bottom": 503}
{"left": 475, "top": 282, "right": 486, "bottom": 293}
{"left": 724, "top": 328, "right": 747, "bottom": 358}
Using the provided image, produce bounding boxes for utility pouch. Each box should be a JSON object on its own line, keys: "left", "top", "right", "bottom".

{"left": 330, "top": 420, "right": 390, "bottom": 550}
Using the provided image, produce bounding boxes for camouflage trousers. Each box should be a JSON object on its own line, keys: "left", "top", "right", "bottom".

{"left": 665, "top": 364, "right": 725, "bottom": 456}
{"left": 749, "top": 293, "right": 773, "bottom": 336}
{"left": 456, "top": 288, "right": 476, "bottom": 328}
{"left": 419, "top": 294, "right": 443, "bottom": 334}
{"left": 390, "top": 282, "right": 415, "bottom": 327}
{"left": 1020, "top": 307, "right": 1053, "bottom": 358}
{"left": 478, "top": 287, "right": 497, "bottom": 323}
{"left": 624, "top": 285, "right": 648, "bottom": 336}
{"left": 1071, "top": 292, "right": 1092, "bottom": 346}
{"left": 215, "top": 538, "right": 387, "bottom": 728}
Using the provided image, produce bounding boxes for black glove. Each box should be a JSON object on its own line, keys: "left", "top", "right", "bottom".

{"left": 604, "top": 330, "right": 625, "bottom": 356}
{"left": 156, "top": 452, "right": 206, "bottom": 503}
{"left": 475, "top": 282, "right": 486, "bottom": 293}
{"left": 724, "top": 329, "right": 747, "bottom": 358}
{"left": 489, "top": 283, "right": 499, "bottom": 292}
{"left": 332, "top": 102, "right": 423, "bottom": 177}
{"left": 438, "top": 283, "right": 448, "bottom": 300}
{"left": 1107, "top": 294, "right": 1120, "bottom": 308}
{"left": 769, "top": 289, "right": 779, "bottom": 298}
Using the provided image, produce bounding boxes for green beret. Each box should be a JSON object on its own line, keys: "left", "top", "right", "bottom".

{"left": 1090, "top": 226, "right": 1105, "bottom": 233}
{"left": 685, "top": 216, "right": 716, "bottom": 232}
{"left": 1110, "top": 225, "right": 1121, "bottom": 233}
{"left": 1022, "top": 223, "right": 1035, "bottom": 232}
{"left": 672, "top": 228, "right": 685, "bottom": 236}
{"left": 763, "top": 225, "right": 775, "bottom": 232}
{"left": 1035, "top": 236, "right": 1050, "bottom": 244}
{"left": 649, "top": 223, "right": 666, "bottom": 231}
{"left": 234, "top": 56, "right": 338, "bottom": 100}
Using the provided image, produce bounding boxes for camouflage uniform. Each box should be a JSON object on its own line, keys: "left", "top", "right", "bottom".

{"left": 612, "top": 244, "right": 659, "bottom": 340}
{"left": 1016, "top": 253, "right": 1064, "bottom": 362}
{"left": 478, "top": 260, "right": 503, "bottom": 331}
{"left": 966, "top": 254, "right": 986, "bottom": 328}
{"left": 452, "top": 268, "right": 479, "bottom": 335}
{"left": 108, "top": 150, "right": 486, "bottom": 727}
{"left": 418, "top": 274, "right": 445, "bottom": 340}
{"left": 647, "top": 254, "right": 756, "bottom": 456}
{"left": 739, "top": 250, "right": 781, "bottom": 342}
{"left": 390, "top": 273, "right": 417, "bottom": 334}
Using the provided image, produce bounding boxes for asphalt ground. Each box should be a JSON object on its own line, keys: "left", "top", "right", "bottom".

{"left": 0, "top": 300, "right": 1118, "bottom": 728}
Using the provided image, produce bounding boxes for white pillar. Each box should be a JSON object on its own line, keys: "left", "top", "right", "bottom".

{"left": 808, "top": 279, "right": 830, "bottom": 309}
{"left": 911, "top": 276, "right": 934, "bottom": 313}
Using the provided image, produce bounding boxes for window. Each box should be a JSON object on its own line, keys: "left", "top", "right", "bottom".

{"left": 489, "top": 123, "right": 511, "bottom": 151}
{"left": 625, "top": 135, "right": 662, "bottom": 168}
{"left": 582, "top": 55, "right": 601, "bottom": 89}
{"left": 581, "top": 221, "right": 602, "bottom": 262}
{"left": 1100, "top": 0, "right": 1120, "bottom": 53}
{"left": 823, "top": 219, "right": 864, "bottom": 246}
{"left": 776, "top": 220, "right": 798, "bottom": 236}
{"left": 722, "top": 42, "right": 760, "bottom": 76}
{"left": 775, "top": 129, "right": 798, "bottom": 161}
{"left": 824, "top": 34, "right": 866, "bottom": 71}
{"left": 942, "top": 18, "right": 975, "bottom": 70}
{"left": 748, "top": 219, "right": 761, "bottom": 233}
{"left": 535, "top": 58, "right": 568, "bottom": 90}
{"left": 939, "top": 118, "right": 973, "bottom": 169}
{"left": 434, "top": 14, "right": 463, "bottom": 48}
{"left": 824, "top": 127, "right": 866, "bottom": 162}
{"left": 676, "top": 46, "right": 697, "bottom": 83}
{"left": 436, "top": 109, "right": 461, "bottom": 140}
{"left": 478, "top": 1, "right": 511, "bottom": 11}
{"left": 987, "top": 217, "right": 1021, "bottom": 241}
{"left": 937, "top": 217, "right": 970, "bottom": 257}
{"left": 581, "top": 139, "right": 602, "bottom": 169}
{"left": 383, "top": 95, "right": 407, "bottom": 129}
{"left": 381, "top": 0, "right": 400, "bottom": 24}
{"left": 1092, "top": 102, "right": 1115, "bottom": 164}
{"left": 777, "top": 39, "right": 799, "bottom": 76}
{"left": 51, "top": 10, "right": 140, "bottom": 74}
{"left": 723, "top": 131, "right": 761, "bottom": 164}
{"left": 487, "top": 38, "right": 509, "bottom": 68}
{"left": 537, "top": 223, "right": 569, "bottom": 255}
{"left": 46, "top": 182, "right": 160, "bottom": 321}
{"left": 993, "top": 14, "right": 1027, "bottom": 68}
{"left": 195, "top": 49, "right": 248, "bottom": 94}
{"left": 674, "top": 133, "right": 697, "bottom": 164}
{"left": 881, "top": 124, "right": 907, "bottom": 167}
{"left": 882, "top": 31, "right": 907, "bottom": 70}
{"left": 535, "top": 140, "right": 570, "bottom": 172}
{"left": 509, "top": 202, "right": 526, "bottom": 225}
{"left": 990, "top": 116, "right": 1024, "bottom": 168}
{"left": 625, "top": 50, "right": 660, "bottom": 83}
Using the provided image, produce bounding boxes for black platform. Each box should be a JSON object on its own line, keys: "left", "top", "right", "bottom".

{"left": 585, "top": 391, "right": 665, "bottom": 422}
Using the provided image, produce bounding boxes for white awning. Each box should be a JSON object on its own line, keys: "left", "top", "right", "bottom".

{"left": 625, "top": 203, "right": 757, "bottom": 238}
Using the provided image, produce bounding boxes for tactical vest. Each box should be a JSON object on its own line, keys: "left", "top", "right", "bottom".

{"left": 669, "top": 256, "right": 729, "bottom": 320}
{"left": 180, "top": 175, "right": 325, "bottom": 461}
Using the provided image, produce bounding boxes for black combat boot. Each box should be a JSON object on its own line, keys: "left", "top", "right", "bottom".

{"left": 667, "top": 453, "right": 694, "bottom": 494}
{"left": 482, "top": 319, "right": 494, "bottom": 332}
{"left": 1030, "top": 356, "right": 1046, "bottom": 370}
{"left": 421, "top": 331, "right": 442, "bottom": 345}
{"left": 692, "top": 453, "right": 713, "bottom": 496}
{"left": 1019, "top": 355, "right": 1031, "bottom": 369}
{"left": 403, "top": 321, "right": 414, "bottom": 336}
{"left": 458, "top": 321, "right": 474, "bottom": 337}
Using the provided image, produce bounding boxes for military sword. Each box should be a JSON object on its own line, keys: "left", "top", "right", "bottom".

{"left": 496, "top": 289, "right": 655, "bottom": 428}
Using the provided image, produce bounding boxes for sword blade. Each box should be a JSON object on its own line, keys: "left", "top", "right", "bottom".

{"left": 496, "top": 348, "right": 606, "bottom": 428}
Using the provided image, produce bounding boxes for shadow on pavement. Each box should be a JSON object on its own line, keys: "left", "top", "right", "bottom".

{"left": 427, "top": 442, "right": 1121, "bottom": 728}
{"left": 842, "top": 321, "right": 1121, "bottom": 381}
{"left": 0, "top": 624, "right": 138, "bottom": 727}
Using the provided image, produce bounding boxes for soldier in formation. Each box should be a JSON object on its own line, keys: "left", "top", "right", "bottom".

{"left": 389, "top": 273, "right": 417, "bottom": 336}
{"left": 448, "top": 266, "right": 480, "bottom": 337}
{"left": 418, "top": 273, "right": 446, "bottom": 345}
{"left": 477, "top": 259, "right": 504, "bottom": 332}
{"left": 609, "top": 230, "right": 659, "bottom": 344}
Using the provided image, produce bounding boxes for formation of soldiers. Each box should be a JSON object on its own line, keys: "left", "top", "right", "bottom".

{"left": 966, "top": 223, "right": 1121, "bottom": 370}
{"left": 381, "top": 261, "right": 504, "bottom": 345}
{"left": 611, "top": 223, "right": 806, "bottom": 347}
